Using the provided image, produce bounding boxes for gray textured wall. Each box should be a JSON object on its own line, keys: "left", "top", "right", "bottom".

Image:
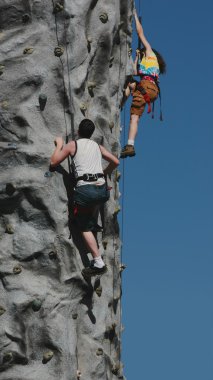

{"left": 0, "top": 1, "right": 133, "bottom": 379}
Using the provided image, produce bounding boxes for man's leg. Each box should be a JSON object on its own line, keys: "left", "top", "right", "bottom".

{"left": 81, "top": 231, "right": 104, "bottom": 268}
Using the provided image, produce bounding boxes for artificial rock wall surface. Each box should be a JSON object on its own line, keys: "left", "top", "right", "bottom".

{"left": 0, "top": 1, "right": 133, "bottom": 379}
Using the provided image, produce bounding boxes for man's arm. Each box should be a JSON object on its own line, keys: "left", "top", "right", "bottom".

{"left": 99, "top": 145, "right": 119, "bottom": 176}
{"left": 134, "top": 11, "right": 152, "bottom": 56}
{"left": 50, "top": 137, "right": 76, "bottom": 167}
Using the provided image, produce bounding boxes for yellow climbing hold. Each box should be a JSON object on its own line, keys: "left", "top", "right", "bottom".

{"left": 42, "top": 351, "right": 54, "bottom": 364}
{"left": 13, "top": 264, "right": 22, "bottom": 275}
{"left": 54, "top": 46, "right": 64, "bottom": 57}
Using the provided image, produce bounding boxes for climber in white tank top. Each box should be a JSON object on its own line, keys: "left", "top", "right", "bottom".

{"left": 50, "top": 119, "right": 119, "bottom": 277}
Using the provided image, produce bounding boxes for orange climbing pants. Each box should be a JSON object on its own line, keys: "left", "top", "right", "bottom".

{"left": 130, "top": 79, "right": 158, "bottom": 117}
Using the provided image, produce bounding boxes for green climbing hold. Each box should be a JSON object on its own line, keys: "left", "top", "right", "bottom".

{"left": 5, "top": 224, "right": 14, "bottom": 234}
{"left": 3, "top": 352, "right": 13, "bottom": 363}
{"left": 0, "top": 65, "right": 5, "bottom": 75}
{"left": 6, "top": 183, "right": 16, "bottom": 196}
{"left": 23, "top": 47, "right": 34, "bottom": 55}
{"left": 54, "top": 46, "right": 64, "bottom": 57}
{"left": 39, "top": 94, "right": 47, "bottom": 111}
{"left": 96, "top": 348, "right": 103, "bottom": 356}
{"left": 13, "top": 264, "right": 22, "bottom": 275}
{"left": 0, "top": 306, "right": 6, "bottom": 316}
{"left": 99, "top": 13, "right": 108, "bottom": 23}
{"left": 53, "top": 2, "right": 64, "bottom": 13}
{"left": 42, "top": 350, "right": 54, "bottom": 364}
{"left": 31, "top": 299, "right": 42, "bottom": 312}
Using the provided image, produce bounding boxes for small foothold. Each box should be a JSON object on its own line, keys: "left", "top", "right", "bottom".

{"left": 72, "top": 313, "right": 78, "bottom": 320}
{"left": 23, "top": 47, "right": 34, "bottom": 55}
{"left": 0, "top": 65, "right": 5, "bottom": 75}
{"left": 128, "top": 48, "right": 132, "bottom": 57}
{"left": 0, "top": 306, "right": 6, "bottom": 316}
{"left": 120, "top": 263, "right": 127, "bottom": 272}
{"left": 102, "top": 240, "right": 108, "bottom": 250}
{"left": 87, "top": 36, "right": 92, "bottom": 43}
{"left": 44, "top": 171, "right": 53, "bottom": 178}
{"left": 49, "top": 251, "right": 57, "bottom": 260}
{"left": 115, "top": 171, "right": 121, "bottom": 182}
{"left": 77, "top": 370, "right": 82, "bottom": 379}
{"left": 42, "top": 351, "right": 54, "bottom": 364}
{"left": 13, "top": 264, "right": 22, "bottom": 275}
{"left": 8, "top": 142, "right": 17, "bottom": 150}
{"left": 53, "top": 2, "right": 64, "bottom": 13}
{"left": 3, "top": 352, "right": 13, "bottom": 363}
{"left": 22, "top": 14, "right": 30, "bottom": 23}
{"left": 1, "top": 100, "right": 9, "bottom": 109}
{"left": 5, "top": 224, "right": 14, "bottom": 234}
{"left": 31, "top": 299, "right": 42, "bottom": 312}
{"left": 6, "top": 183, "right": 16, "bottom": 196}
{"left": 96, "top": 348, "right": 103, "bottom": 356}
{"left": 54, "top": 46, "right": 64, "bottom": 57}
{"left": 109, "top": 121, "right": 114, "bottom": 130}
{"left": 99, "top": 12, "right": 108, "bottom": 23}
{"left": 111, "top": 363, "right": 120, "bottom": 375}
{"left": 39, "top": 94, "right": 47, "bottom": 111}
{"left": 113, "top": 206, "right": 121, "bottom": 216}
{"left": 95, "top": 286, "right": 102, "bottom": 297}
{"left": 80, "top": 103, "right": 87, "bottom": 112}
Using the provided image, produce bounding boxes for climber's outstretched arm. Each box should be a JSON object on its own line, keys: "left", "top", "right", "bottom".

{"left": 50, "top": 137, "right": 75, "bottom": 167}
{"left": 99, "top": 145, "right": 119, "bottom": 176}
{"left": 134, "top": 10, "right": 152, "bottom": 56}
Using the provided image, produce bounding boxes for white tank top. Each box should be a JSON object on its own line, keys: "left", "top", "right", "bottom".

{"left": 72, "top": 139, "right": 105, "bottom": 187}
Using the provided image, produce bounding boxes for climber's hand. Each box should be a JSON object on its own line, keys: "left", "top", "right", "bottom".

{"left": 54, "top": 137, "right": 63, "bottom": 149}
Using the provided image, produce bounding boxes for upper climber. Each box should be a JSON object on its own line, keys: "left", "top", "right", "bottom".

{"left": 50, "top": 119, "right": 119, "bottom": 277}
{"left": 120, "top": 9, "right": 166, "bottom": 158}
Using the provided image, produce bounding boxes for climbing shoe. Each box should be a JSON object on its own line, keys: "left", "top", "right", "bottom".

{"left": 82, "top": 263, "right": 107, "bottom": 278}
{"left": 120, "top": 145, "right": 135, "bottom": 158}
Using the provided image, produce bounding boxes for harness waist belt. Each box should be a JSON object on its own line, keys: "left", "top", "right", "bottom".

{"left": 76, "top": 173, "right": 105, "bottom": 182}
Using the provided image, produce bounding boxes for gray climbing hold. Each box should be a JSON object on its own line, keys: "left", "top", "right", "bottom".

{"left": 23, "top": 47, "right": 34, "bottom": 55}
{"left": 96, "top": 348, "right": 103, "bottom": 356}
{"left": 22, "top": 14, "right": 30, "bottom": 23}
{"left": 72, "top": 313, "right": 78, "bottom": 320}
{"left": 3, "top": 352, "right": 13, "bottom": 363}
{"left": 102, "top": 240, "right": 108, "bottom": 250}
{"left": 39, "top": 94, "right": 47, "bottom": 111}
{"left": 49, "top": 251, "right": 57, "bottom": 260}
{"left": 6, "top": 183, "right": 16, "bottom": 196}
{"left": 0, "top": 65, "right": 5, "bottom": 75}
{"left": 95, "top": 286, "right": 102, "bottom": 297}
{"left": 8, "top": 142, "right": 17, "bottom": 150}
{"left": 54, "top": 46, "right": 64, "bottom": 57}
{"left": 44, "top": 171, "right": 53, "bottom": 178}
{"left": 13, "top": 264, "right": 22, "bottom": 275}
{"left": 0, "top": 306, "right": 6, "bottom": 316}
{"left": 5, "top": 224, "right": 14, "bottom": 234}
{"left": 31, "top": 299, "right": 42, "bottom": 312}
{"left": 53, "top": 2, "right": 64, "bottom": 13}
{"left": 42, "top": 350, "right": 54, "bottom": 364}
{"left": 99, "top": 13, "right": 108, "bottom": 23}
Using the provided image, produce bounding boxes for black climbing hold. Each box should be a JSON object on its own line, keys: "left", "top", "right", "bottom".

{"left": 22, "top": 14, "right": 31, "bottom": 23}
{"left": 49, "top": 251, "right": 57, "bottom": 260}
{"left": 6, "top": 183, "right": 16, "bottom": 196}
{"left": 0, "top": 65, "right": 5, "bottom": 75}
{"left": 77, "top": 370, "right": 82, "bottom": 379}
{"left": 13, "top": 265, "right": 22, "bottom": 275}
{"left": 120, "top": 263, "right": 127, "bottom": 272}
{"left": 3, "top": 352, "right": 13, "bottom": 364}
{"left": 44, "top": 171, "right": 53, "bottom": 178}
{"left": 5, "top": 224, "right": 14, "bottom": 234}
{"left": 31, "top": 299, "right": 42, "bottom": 312}
{"left": 0, "top": 306, "right": 6, "bottom": 316}
{"left": 102, "top": 240, "right": 108, "bottom": 250}
{"left": 54, "top": 46, "right": 64, "bottom": 57}
{"left": 42, "top": 351, "right": 54, "bottom": 364}
{"left": 39, "top": 94, "right": 47, "bottom": 111}
{"left": 72, "top": 313, "right": 78, "bottom": 320}
{"left": 8, "top": 142, "right": 17, "bottom": 150}
{"left": 53, "top": 2, "right": 64, "bottom": 13}
{"left": 96, "top": 348, "right": 103, "bottom": 356}
{"left": 23, "top": 47, "right": 34, "bottom": 55}
{"left": 99, "top": 13, "right": 108, "bottom": 23}
{"left": 105, "top": 323, "right": 116, "bottom": 341}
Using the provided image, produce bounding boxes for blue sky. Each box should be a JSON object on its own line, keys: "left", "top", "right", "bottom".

{"left": 121, "top": 0, "right": 213, "bottom": 379}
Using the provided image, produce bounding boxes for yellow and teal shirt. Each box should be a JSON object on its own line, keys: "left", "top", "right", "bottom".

{"left": 137, "top": 50, "right": 160, "bottom": 79}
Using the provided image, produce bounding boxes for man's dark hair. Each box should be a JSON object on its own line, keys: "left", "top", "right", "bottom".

{"left": 78, "top": 119, "right": 95, "bottom": 138}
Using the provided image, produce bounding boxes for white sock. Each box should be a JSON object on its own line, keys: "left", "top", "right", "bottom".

{"left": 128, "top": 139, "right": 134, "bottom": 146}
{"left": 93, "top": 256, "right": 105, "bottom": 268}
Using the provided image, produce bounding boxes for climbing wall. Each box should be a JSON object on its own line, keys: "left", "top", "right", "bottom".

{"left": 0, "top": 0, "right": 133, "bottom": 379}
